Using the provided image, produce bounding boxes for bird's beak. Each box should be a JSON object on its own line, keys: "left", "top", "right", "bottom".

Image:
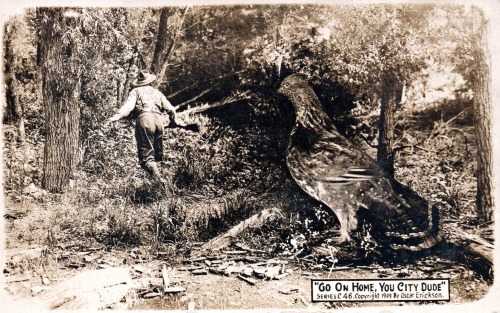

{"left": 276, "top": 85, "right": 285, "bottom": 96}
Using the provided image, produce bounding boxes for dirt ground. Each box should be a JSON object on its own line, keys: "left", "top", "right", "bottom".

{"left": 132, "top": 262, "right": 489, "bottom": 310}
{"left": 2, "top": 246, "right": 491, "bottom": 311}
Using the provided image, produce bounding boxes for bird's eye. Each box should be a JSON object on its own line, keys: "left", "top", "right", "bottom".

{"left": 284, "top": 83, "right": 290, "bottom": 87}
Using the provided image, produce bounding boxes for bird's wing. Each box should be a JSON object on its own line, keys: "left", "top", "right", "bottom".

{"left": 298, "top": 128, "right": 383, "bottom": 185}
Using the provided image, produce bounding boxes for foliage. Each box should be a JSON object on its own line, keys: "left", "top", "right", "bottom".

{"left": 3, "top": 4, "right": 482, "bottom": 260}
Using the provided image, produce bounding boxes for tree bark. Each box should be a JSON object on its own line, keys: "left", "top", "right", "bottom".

{"left": 472, "top": 7, "right": 493, "bottom": 222}
{"left": 377, "top": 75, "right": 398, "bottom": 178}
{"left": 155, "top": 6, "right": 189, "bottom": 87}
{"left": 151, "top": 8, "right": 172, "bottom": 74}
{"left": 4, "top": 22, "right": 18, "bottom": 124}
{"left": 120, "top": 47, "right": 142, "bottom": 105}
{"left": 4, "top": 20, "right": 25, "bottom": 142}
{"left": 38, "top": 8, "right": 82, "bottom": 192}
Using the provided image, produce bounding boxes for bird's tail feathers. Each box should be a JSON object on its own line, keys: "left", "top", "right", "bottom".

{"left": 387, "top": 204, "right": 443, "bottom": 251}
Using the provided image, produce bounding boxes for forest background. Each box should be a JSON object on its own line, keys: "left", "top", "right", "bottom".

{"left": 1, "top": 2, "right": 498, "bottom": 306}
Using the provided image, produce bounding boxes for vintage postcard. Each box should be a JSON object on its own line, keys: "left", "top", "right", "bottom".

{"left": 1, "top": 0, "right": 498, "bottom": 312}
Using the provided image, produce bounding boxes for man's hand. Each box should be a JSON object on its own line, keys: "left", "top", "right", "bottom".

{"left": 104, "top": 116, "right": 118, "bottom": 128}
{"left": 173, "top": 113, "right": 188, "bottom": 127}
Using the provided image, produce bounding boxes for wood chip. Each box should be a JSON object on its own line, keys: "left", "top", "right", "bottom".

{"left": 234, "top": 242, "right": 253, "bottom": 251}
{"left": 5, "top": 275, "right": 30, "bottom": 283}
{"left": 162, "top": 265, "right": 170, "bottom": 288}
{"left": 241, "top": 267, "right": 254, "bottom": 277}
{"left": 41, "top": 276, "right": 51, "bottom": 285}
{"left": 179, "top": 266, "right": 203, "bottom": 271}
{"left": 237, "top": 274, "right": 257, "bottom": 285}
{"left": 84, "top": 255, "right": 99, "bottom": 263}
{"left": 210, "top": 260, "right": 223, "bottom": 265}
{"left": 164, "top": 286, "right": 186, "bottom": 293}
{"left": 192, "top": 269, "right": 208, "bottom": 275}
{"left": 77, "top": 251, "right": 91, "bottom": 256}
{"left": 280, "top": 263, "right": 286, "bottom": 274}
{"left": 242, "top": 257, "right": 261, "bottom": 263}
{"left": 329, "top": 266, "right": 352, "bottom": 271}
{"left": 69, "top": 262, "right": 84, "bottom": 268}
{"left": 217, "top": 262, "right": 233, "bottom": 270}
{"left": 224, "top": 266, "right": 236, "bottom": 275}
{"left": 273, "top": 273, "right": 289, "bottom": 280}
{"left": 133, "top": 265, "right": 146, "bottom": 273}
{"left": 222, "top": 250, "right": 248, "bottom": 255}
{"left": 208, "top": 268, "right": 226, "bottom": 276}
{"left": 187, "top": 257, "right": 207, "bottom": 263}
{"left": 279, "top": 287, "right": 299, "bottom": 295}
{"left": 264, "top": 267, "right": 282, "bottom": 279}
{"left": 142, "top": 292, "right": 161, "bottom": 299}
{"left": 31, "top": 285, "right": 46, "bottom": 296}
{"left": 267, "top": 259, "right": 288, "bottom": 265}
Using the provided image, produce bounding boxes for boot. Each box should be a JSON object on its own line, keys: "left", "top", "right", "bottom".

{"left": 145, "top": 162, "right": 165, "bottom": 183}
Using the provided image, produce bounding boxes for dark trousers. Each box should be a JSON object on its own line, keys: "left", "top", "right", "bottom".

{"left": 135, "top": 112, "right": 164, "bottom": 172}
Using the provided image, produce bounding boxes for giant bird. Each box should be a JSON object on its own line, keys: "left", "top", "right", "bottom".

{"left": 277, "top": 74, "right": 442, "bottom": 251}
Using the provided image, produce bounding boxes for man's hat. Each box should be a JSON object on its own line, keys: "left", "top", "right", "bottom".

{"left": 132, "top": 71, "right": 157, "bottom": 87}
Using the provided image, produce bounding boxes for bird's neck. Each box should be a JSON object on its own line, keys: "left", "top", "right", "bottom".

{"left": 292, "top": 92, "right": 331, "bottom": 130}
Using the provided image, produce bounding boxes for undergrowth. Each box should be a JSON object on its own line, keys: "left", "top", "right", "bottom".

{"left": 3, "top": 96, "right": 479, "bottom": 267}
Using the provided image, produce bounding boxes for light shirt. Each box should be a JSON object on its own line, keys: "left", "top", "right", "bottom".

{"left": 111, "top": 86, "right": 175, "bottom": 121}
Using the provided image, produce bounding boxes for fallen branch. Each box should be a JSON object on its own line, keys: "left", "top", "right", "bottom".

{"left": 452, "top": 227, "right": 493, "bottom": 266}
{"left": 177, "top": 91, "right": 252, "bottom": 118}
{"left": 168, "top": 69, "right": 248, "bottom": 99}
{"left": 193, "top": 208, "right": 279, "bottom": 256}
{"left": 176, "top": 88, "right": 212, "bottom": 109}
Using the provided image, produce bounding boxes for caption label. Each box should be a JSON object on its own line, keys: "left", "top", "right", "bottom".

{"left": 311, "top": 279, "right": 450, "bottom": 302}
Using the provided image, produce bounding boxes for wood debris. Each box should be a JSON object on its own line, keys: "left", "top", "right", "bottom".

{"left": 278, "top": 287, "right": 299, "bottom": 295}
{"left": 164, "top": 286, "right": 187, "bottom": 293}
{"left": 273, "top": 273, "right": 289, "bottom": 280}
{"left": 5, "top": 275, "right": 30, "bottom": 283}
{"left": 237, "top": 274, "right": 257, "bottom": 285}
{"left": 192, "top": 269, "right": 208, "bottom": 275}
{"left": 222, "top": 250, "right": 247, "bottom": 255}
{"left": 162, "top": 265, "right": 170, "bottom": 288}
{"left": 142, "top": 292, "right": 161, "bottom": 299}
{"left": 84, "top": 254, "right": 99, "bottom": 263}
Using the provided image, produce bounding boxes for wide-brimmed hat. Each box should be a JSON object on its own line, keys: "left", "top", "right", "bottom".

{"left": 132, "top": 71, "right": 157, "bottom": 87}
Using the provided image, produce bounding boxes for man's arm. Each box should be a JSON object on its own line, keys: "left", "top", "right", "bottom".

{"left": 159, "top": 92, "right": 178, "bottom": 124}
{"left": 108, "top": 89, "right": 137, "bottom": 122}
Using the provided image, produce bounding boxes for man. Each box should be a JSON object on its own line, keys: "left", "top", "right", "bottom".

{"left": 107, "top": 70, "right": 177, "bottom": 182}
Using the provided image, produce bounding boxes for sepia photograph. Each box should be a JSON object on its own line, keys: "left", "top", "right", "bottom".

{"left": 1, "top": 0, "right": 498, "bottom": 311}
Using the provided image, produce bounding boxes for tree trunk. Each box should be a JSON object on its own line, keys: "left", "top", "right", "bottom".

{"left": 4, "top": 21, "right": 25, "bottom": 142}
{"left": 151, "top": 8, "right": 172, "bottom": 74}
{"left": 377, "top": 75, "right": 399, "bottom": 178}
{"left": 38, "top": 8, "right": 82, "bottom": 192}
{"left": 120, "top": 49, "right": 137, "bottom": 102}
{"left": 472, "top": 8, "right": 493, "bottom": 222}
{"left": 155, "top": 6, "right": 189, "bottom": 87}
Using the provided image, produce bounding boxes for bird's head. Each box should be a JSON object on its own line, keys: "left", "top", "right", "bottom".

{"left": 276, "top": 74, "right": 310, "bottom": 98}
{"left": 276, "top": 74, "right": 332, "bottom": 128}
